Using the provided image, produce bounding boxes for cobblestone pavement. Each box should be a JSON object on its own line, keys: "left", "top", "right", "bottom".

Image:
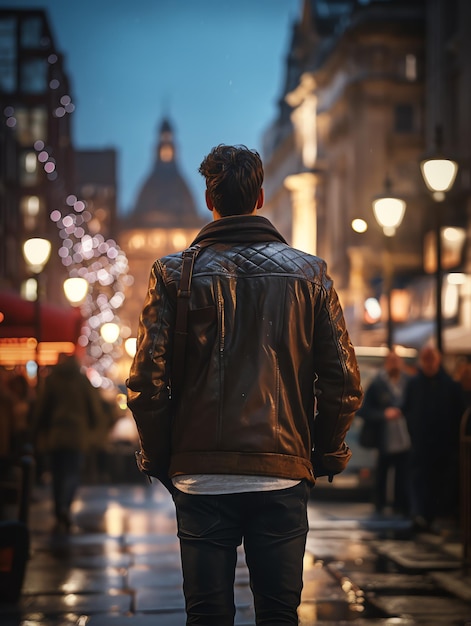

{"left": 1, "top": 481, "right": 470, "bottom": 625}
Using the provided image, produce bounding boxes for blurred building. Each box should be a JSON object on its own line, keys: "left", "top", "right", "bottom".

{"left": 74, "top": 148, "right": 119, "bottom": 240}
{"left": 118, "top": 118, "right": 204, "bottom": 342}
{"left": 0, "top": 9, "right": 123, "bottom": 376}
{"left": 262, "top": 0, "right": 470, "bottom": 355}
{"left": 0, "top": 8, "right": 82, "bottom": 366}
{"left": 0, "top": 8, "right": 74, "bottom": 304}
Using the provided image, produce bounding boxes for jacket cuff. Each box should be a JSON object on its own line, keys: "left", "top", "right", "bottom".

{"left": 135, "top": 450, "right": 174, "bottom": 493}
{"left": 311, "top": 442, "right": 352, "bottom": 478}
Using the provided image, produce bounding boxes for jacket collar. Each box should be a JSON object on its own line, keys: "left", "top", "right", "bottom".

{"left": 190, "top": 215, "right": 288, "bottom": 248}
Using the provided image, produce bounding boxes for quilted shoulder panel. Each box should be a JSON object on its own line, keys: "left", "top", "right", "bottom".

{"left": 159, "top": 243, "right": 326, "bottom": 286}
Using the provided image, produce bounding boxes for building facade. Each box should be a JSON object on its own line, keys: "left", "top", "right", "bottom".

{"left": 0, "top": 9, "right": 83, "bottom": 367}
{"left": 0, "top": 9, "right": 125, "bottom": 377}
{"left": 262, "top": 0, "right": 470, "bottom": 354}
{"left": 0, "top": 9, "right": 75, "bottom": 304}
{"left": 74, "top": 149, "right": 119, "bottom": 241}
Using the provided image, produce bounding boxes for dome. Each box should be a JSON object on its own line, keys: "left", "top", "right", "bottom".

{"left": 128, "top": 118, "right": 203, "bottom": 228}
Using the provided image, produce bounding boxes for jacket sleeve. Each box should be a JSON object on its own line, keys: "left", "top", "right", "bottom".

{"left": 311, "top": 268, "right": 363, "bottom": 478}
{"left": 126, "top": 261, "right": 175, "bottom": 492}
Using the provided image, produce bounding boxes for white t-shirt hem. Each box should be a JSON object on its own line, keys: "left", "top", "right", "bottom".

{"left": 172, "top": 474, "right": 301, "bottom": 495}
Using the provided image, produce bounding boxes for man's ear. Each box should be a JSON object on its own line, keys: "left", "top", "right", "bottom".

{"left": 205, "top": 190, "right": 214, "bottom": 212}
{"left": 256, "top": 188, "right": 264, "bottom": 210}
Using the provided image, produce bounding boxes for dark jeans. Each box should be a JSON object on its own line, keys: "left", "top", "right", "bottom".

{"left": 50, "top": 448, "right": 84, "bottom": 521}
{"left": 374, "top": 451, "right": 409, "bottom": 514}
{"left": 172, "top": 480, "right": 310, "bottom": 626}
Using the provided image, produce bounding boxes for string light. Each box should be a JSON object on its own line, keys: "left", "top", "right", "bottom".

{"left": 50, "top": 192, "right": 132, "bottom": 388}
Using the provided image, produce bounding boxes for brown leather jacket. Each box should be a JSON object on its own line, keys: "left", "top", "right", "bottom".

{"left": 127, "top": 216, "right": 363, "bottom": 490}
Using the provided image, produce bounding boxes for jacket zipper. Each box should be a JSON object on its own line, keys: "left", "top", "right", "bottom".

{"left": 217, "top": 281, "right": 225, "bottom": 445}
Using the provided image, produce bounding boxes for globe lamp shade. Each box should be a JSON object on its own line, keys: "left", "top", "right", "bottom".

{"left": 372, "top": 196, "right": 406, "bottom": 237}
{"left": 63, "top": 277, "right": 89, "bottom": 305}
{"left": 23, "top": 238, "right": 51, "bottom": 273}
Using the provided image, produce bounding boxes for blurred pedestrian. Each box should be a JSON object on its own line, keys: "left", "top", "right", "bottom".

{"left": 0, "top": 370, "right": 15, "bottom": 465}
{"left": 32, "top": 353, "right": 106, "bottom": 532}
{"left": 454, "top": 359, "right": 471, "bottom": 408}
{"left": 7, "top": 373, "right": 35, "bottom": 456}
{"left": 402, "top": 345, "right": 466, "bottom": 531}
{"left": 127, "top": 144, "right": 363, "bottom": 625}
{"left": 358, "top": 350, "right": 411, "bottom": 517}
{"left": 0, "top": 369, "right": 16, "bottom": 490}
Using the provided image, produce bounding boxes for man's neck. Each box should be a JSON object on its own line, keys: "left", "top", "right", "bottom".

{"left": 213, "top": 208, "right": 258, "bottom": 221}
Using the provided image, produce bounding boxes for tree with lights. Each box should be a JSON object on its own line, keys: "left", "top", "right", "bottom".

{"left": 49, "top": 190, "right": 133, "bottom": 390}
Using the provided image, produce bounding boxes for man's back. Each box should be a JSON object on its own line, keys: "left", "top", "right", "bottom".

{"left": 130, "top": 214, "right": 361, "bottom": 483}
{"left": 126, "top": 144, "right": 362, "bottom": 626}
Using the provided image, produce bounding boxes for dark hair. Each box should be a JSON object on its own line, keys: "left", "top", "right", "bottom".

{"left": 198, "top": 144, "right": 264, "bottom": 216}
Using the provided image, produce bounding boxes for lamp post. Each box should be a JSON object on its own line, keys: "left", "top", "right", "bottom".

{"left": 420, "top": 126, "right": 458, "bottom": 354}
{"left": 63, "top": 277, "right": 88, "bottom": 359}
{"left": 22, "top": 237, "right": 52, "bottom": 375}
{"left": 372, "top": 178, "right": 406, "bottom": 350}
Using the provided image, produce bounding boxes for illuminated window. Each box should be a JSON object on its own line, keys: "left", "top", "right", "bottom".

{"left": 95, "top": 208, "right": 108, "bottom": 224}
{"left": 148, "top": 233, "right": 162, "bottom": 248}
{"left": 391, "top": 290, "right": 410, "bottom": 323}
{"left": 424, "top": 227, "right": 466, "bottom": 273}
{"left": 20, "top": 151, "right": 39, "bottom": 185}
{"left": 22, "top": 278, "right": 38, "bottom": 301}
{"left": 160, "top": 145, "right": 174, "bottom": 162}
{"left": 21, "top": 195, "right": 41, "bottom": 230}
{"left": 87, "top": 217, "right": 102, "bottom": 235}
{"left": 405, "top": 54, "right": 417, "bottom": 81}
{"left": 22, "top": 195, "right": 40, "bottom": 215}
{"left": 172, "top": 232, "right": 187, "bottom": 249}
{"left": 16, "top": 107, "right": 47, "bottom": 146}
{"left": 129, "top": 234, "right": 146, "bottom": 250}
{"left": 443, "top": 282, "right": 459, "bottom": 319}
{"left": 25, "top": 152, "right": 37, "bottom": 173}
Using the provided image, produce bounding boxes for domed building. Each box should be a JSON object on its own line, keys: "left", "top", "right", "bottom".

{"left": 129, "top": 118, "right": 202, "bottom": 229}
{"left": 119, "top": 118, "right": 204, "bottom": 341}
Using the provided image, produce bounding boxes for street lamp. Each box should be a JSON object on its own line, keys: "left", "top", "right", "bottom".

{"left": 372, "top": 178, "right": 406, "bottom": 349}
{"left": 23, "top": 238, "right": 51, "bottom": 274}
{"left": 100, "top": 322, "right": 120, "bottom": 344}
{"left": 22, "top": 237, "right": 51, "bottom": 375}
{"left": 420, "top": 126, "right": 458, "bottom": 353}
{"left": 63, "top": 277, "right": 89, "bottom": 306}
{"left": 63, "top": 278, "right": 88, "bottom": 359}
{"left": 124, "top": 337, "right": 137, "bottom": 358}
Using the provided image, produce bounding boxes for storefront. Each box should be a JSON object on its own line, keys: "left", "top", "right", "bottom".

{"left": 0, "top": 291, "right": 83, "bottom": 366}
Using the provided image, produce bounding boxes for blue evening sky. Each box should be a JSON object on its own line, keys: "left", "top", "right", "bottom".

{"left": 5, "top": 0, "right": 300, "bottom": 216}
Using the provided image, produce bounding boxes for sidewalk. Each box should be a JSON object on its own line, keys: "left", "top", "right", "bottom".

{"left": 1, "top": 481, "right": 470, "bottom": 625}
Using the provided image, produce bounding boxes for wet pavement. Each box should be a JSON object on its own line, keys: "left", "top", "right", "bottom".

{"left": 1, "top": 479, "right": 471, "bottom": 625}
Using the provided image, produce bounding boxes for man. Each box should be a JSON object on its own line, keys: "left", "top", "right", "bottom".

{"left": 127, "top": 145, "right": 363, "bottom": 625}
{"left": 402, "top": 345, "right": 465, "bottom": 531}
{"left": 358, "top": 350, "right": 411, "bottom": 516}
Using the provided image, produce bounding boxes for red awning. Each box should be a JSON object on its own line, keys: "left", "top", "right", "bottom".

{"left": 0, "top": 291, "right": 83, "bottom": 343}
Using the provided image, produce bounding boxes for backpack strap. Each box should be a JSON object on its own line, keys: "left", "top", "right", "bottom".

{"left": 171, "top": 244, "right": 201, "bottom": 406}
